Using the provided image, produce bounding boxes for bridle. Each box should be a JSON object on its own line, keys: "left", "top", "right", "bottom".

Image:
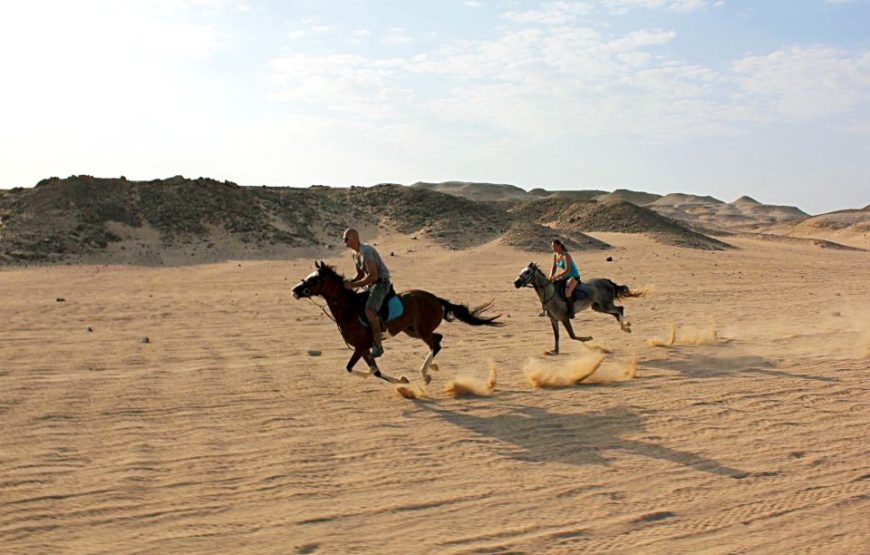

{"left": 519, "top": 263, "right": 557, "bottom": 305}
{"left": 294, "top": 270, "right": 355, "bottom": 351}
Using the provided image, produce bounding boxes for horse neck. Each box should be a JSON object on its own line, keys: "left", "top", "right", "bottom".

{"left": 532, "top": 269, "right": 555, "bottom": 301}
{"left": 321, "top": 282, "right": 355, "bottom": 322}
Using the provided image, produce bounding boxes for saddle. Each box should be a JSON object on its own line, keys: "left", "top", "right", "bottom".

{"left": 554, "top": 279, "right": 589, "bottom": 303}
{"left": 355, "top": 284, "right": 404, "bottom": 327}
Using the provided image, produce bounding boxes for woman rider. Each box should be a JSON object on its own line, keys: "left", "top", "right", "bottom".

{"left": 548, "top": 238, "right": 581, "bottom": 317}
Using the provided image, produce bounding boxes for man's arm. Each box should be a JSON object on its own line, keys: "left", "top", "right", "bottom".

{"left": 347, "top": 259, "right": 379, "bottom": 289}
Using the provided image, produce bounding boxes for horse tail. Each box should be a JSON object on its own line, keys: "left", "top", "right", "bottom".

{"left": 438, "top": 297, "right": 503, "bottom": 327}
{"left": 610, "top": 280, "right": 649, "bottom": 299}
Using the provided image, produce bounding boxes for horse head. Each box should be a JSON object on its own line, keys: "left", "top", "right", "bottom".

{"left": 292, "top": 261, "right": 346, "bottom": 299}
{"left": 514, "top": 262, "right": 541, "bottom": 289}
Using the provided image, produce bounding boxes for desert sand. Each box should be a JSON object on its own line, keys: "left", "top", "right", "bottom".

{"left": 1, "top": 231, "right": 868, "bottom": 554}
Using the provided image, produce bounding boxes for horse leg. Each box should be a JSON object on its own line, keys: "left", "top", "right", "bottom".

{"left": 346, "top": 349, "right": 363, "bottom": 374}
{"left": 428, "top": 333, "right": 443, "bottom": 373}
{"left": 592, "top": 301, "right": 631, "bottom": 332}
{"left": 562, "top": 319, "right": 592, "bottom": 342}
{"left": 611, "top": 305, "right": 630, "bottom": 332}
{"left": 359, "top": 352, "right": 410, "bottom": 384}
{"left": 414, "top": 324, "right": 443, "bottom": 385}
{"left": 546, "top": 317, "right": 560, "bottom": 355}
{"left": 418, "top": 336, "right": 436, "bottom": 385}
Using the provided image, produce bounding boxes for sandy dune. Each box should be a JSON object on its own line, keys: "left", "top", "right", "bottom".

{"left": 1, "top": 232, "right": 868, "bottom": 554}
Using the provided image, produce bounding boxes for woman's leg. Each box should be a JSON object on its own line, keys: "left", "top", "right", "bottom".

{"left": 566, "top": 278, "right": 578, "bottom": 298}
{"left": 566, "top": 278, "right": 577, "bottom": 317}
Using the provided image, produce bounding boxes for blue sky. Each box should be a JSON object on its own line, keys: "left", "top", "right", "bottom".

{"left": 1, "top": 0, "right": 868, "bottom": 213}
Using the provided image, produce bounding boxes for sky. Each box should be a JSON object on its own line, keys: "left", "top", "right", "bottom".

{"left": 0, "top": 0, "right": 868, "bottom": 214}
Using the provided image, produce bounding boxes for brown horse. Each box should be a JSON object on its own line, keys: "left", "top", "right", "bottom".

{"left": 292, "top": 261, "right": 502, "bottom": 385}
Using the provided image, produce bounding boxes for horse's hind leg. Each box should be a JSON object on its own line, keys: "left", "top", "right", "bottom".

{"left": 610, "top": 305, "right": 631, "bottom": 332}
{"left": 615, "top": 306, "right": 631, "bottom": 332}
{"left": 360, "top": 352, "right": 410, "bottom": 384}
{"left": 417, "top": 332, "right": 442, "bottom": 385}
{"left": 428, "top": 333, "right": 443, "bottom": 373}
{"left": 593, "top": 302, "right": 631, "bottom": 332}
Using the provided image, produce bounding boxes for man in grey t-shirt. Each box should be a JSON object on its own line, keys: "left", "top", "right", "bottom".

{"left": 342, "top": 228, "right": 392, "bottom": 358}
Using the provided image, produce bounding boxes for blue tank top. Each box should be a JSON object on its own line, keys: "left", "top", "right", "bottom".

{"left": 556, "top": 255, "right": 581, "bottom": 280}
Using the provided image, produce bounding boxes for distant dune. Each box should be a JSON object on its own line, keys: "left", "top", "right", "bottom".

{"left": 499, "top": 221, "right": 610, "bottom": 252}
{"left": 648, "top": 193, "right": 808, "bottom": 233}
{"left": 409, "top": 182, "right": 812, "bottom": 235}
{"left": 412, "top": 181, "right": 529, "bottom": 202}
{"left": 649, "top": 193, "right": 726, "bottom": 206}
{"left": 595, "top": 189, "right": 662, "bottom": 205}
{"left": 779, "top": 206, "right": 870, "bottom": 249}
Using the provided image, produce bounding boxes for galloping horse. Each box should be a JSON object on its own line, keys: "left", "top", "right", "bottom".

{"left": 293, "top": 261, "right": 502, "bottom": 385}
{"left": 513, "top": 262, "right": 647, "bottom": 355}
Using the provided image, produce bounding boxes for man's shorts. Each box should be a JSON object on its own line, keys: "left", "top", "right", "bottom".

{"left": 366, "top": 280, "right": 391, "bottom": 312}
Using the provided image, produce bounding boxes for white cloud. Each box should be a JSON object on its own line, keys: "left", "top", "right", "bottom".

{"left": 285, "top": 17, "right": 336, "bottom": 40}
{"left": 349, "top": 29, "right": 372, "bottom": 45}
{"left": 501, "top": 1, "right": 721, "bottom": 25}
{"left": 602, "top": 0, "right": 718, "bottom": 14}
{"left": 731, "top": 46, "right": 870, "bottom": 119}
{"left": 502, "top": 2, "right": 593, "bottom": 24}
{"left": 382, "top": 28, "right": 415, "bottom": 45}
{"left": 266, "top": 17, "right": 870, "bottom": 150}
{"left": 267, "top": 54, "right": 416, "bottom": 122}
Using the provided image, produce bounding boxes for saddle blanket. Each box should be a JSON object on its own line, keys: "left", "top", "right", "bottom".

{"left": 555, "top": 280, "right": 590, "bottom": 302}
{"left": 357, "top": 295, "right": 404, "bottom": 327}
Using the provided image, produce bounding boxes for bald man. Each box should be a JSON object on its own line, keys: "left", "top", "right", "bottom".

{"left": 342, "top": 228, "right": 392, "bottom": 358}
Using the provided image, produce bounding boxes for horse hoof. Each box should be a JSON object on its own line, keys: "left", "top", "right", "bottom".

{"left": 400, "top": 376, "right": 410, "bottom": 384}
{"left": 429, "top": 363, "right": 439, "bottom": 372}
{"left": 424, "top": 374, "right": 432, "bottom": 385}
{"left": 544, "top": 350, "right": 559, "bottom": 356}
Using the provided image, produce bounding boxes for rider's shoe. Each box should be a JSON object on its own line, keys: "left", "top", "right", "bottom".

{"left": 371, "top": 344, "right": 384, "bottom": 358}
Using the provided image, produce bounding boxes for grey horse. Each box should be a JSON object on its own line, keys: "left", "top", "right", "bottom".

{"left": 513, "top": 262, "right": 647, "bottom": 355}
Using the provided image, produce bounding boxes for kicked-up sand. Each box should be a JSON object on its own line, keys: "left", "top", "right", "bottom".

{"left": 1, "top": 232, "right": 868, "bottom": 554}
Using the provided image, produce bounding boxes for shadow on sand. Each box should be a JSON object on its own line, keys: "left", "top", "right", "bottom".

{"left": 643, "top": 352, "right": 839, "bottom": 383}
{"left": 420, "top": 404, "right": 750, "bottom": 479}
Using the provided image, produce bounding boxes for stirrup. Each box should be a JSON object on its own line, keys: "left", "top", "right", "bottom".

{"left": 371, "top": 344, "right": 384, "bottom": 358}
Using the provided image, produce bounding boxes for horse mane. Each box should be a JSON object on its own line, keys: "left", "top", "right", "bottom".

{"left": 316, "top": 261, "right": 346, "bottom": 282}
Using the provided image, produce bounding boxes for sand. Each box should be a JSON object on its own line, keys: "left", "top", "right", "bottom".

{"left": 1, "top": 232, "right": 868, "bottom": 554}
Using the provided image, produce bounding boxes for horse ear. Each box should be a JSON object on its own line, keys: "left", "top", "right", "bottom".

{"left": 315, "top": 260, "right": 321, "bottom": 269}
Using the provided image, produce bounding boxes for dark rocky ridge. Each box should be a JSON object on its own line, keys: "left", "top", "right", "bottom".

{"left": 0, "top": 175, "right": 739, "bottom": 264}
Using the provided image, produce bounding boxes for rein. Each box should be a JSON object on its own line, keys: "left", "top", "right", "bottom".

{"left": 306, "top": 294, "right": 355, "bottom": 351}
{"left": 529, "top": 267, "right": 557, "bottom": 305}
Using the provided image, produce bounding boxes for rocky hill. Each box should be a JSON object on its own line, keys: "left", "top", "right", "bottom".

{"left": 0, "top": 176, "right": 512, "bottom": 264}
{"left": 6, "top": 174, "right": 858, "bottom": 265}
{"left": 423, "top": 182, "right": 810, "bottom": 233}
